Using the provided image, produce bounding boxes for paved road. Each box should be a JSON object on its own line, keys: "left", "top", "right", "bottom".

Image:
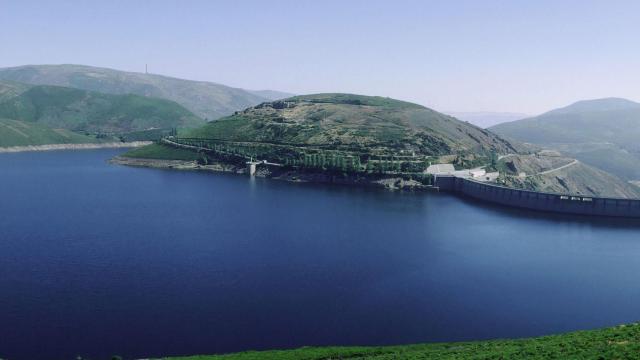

{"left": 538, "top": 159, "right": 579, "bottom": 175}
{"left": 528, "top": 159, "right": 579, "bottom": 177}
{"left": 498, "top": 153, "right": 517, "bottom": 160}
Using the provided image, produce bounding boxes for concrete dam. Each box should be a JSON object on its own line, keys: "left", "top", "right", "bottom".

{"left": 435, "top": 175, "right": 640, "bottom": 218}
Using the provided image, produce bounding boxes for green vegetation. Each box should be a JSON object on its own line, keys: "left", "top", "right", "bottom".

{"left": 490, "top": 98, "right": 640, "bottom": 181}
{"left": 0, "top": 84, "right": 203, "bottom": 134}
{"left": 0, "top": 118, "right": 104, "bottom": 147}
{"left": 123, "top": 143, "right": 200, "bottom": 161}
{"left": 160, "top": 323, "right": 640, "bottom": 359}
{"left": 0, "top": 64, "right": 278, "bottom": 120}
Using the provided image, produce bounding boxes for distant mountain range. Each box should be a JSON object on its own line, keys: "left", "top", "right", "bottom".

{"left": 490, "top": 98, "right": 640, "bottom": 182}
{"left": 445, "top": 111, "right": 529, "bottom": 128}
{"left": 0, "top": 64, "right": 293, "bottom": 121}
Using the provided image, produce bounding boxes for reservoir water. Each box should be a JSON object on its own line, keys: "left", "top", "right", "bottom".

{"left": 1, "top": 149, "right": 640, "bottom": 359}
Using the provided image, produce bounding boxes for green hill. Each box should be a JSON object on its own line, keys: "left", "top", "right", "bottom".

{"left": 157, "top": 323, "right": 640, "bottom": 360}
{"left": 0, "top": 64, "right": 281, "bottom": 120}
{"left": 0, "top": 118, "right": 101, "bottom": 147}
{"left": 184, "top": 93, "right": 519, "bottom": 155}
{"left": 490, "top": 98, "right": 640, "bottom": 181}
{"left": 0, "top": 84, "right": 203, "bottom": 134}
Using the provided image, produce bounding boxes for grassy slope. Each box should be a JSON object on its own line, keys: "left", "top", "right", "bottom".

{"left": 185, "top": 93, "right": 520, "bottom": 156}
{"left": 0, "top": 85, "right": 203, "bottom": 134}
{"left": 0, "top": 118, "right": 102, "bottom": 147}
{"left": 0, "top": 64, "right": 272, "bottom": 120}
{"left": 122, "top": 143, "right": 200, "bottom": 161}
{"left": 162, "top": 323, "right": 640, "bottom": 359}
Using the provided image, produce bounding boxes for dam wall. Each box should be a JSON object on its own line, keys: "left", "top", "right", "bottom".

{"left": 435, "top": 175, "right": 640, "bottom": 218}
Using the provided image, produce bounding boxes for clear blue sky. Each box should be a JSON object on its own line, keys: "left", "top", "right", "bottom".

{"left": 1, "top": 0, "right": 639, "bottom": 114}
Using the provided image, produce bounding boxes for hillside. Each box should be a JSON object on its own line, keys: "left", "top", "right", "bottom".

{"left": 0, "top": 80, "right": 29, "bottom": 102}
{"left": 497, "top": 153, "right": 640, "bottom": 198}
{"left": 0, "top": 64, "right": 280, "bottom": 120}
{"left": 0, "top": 84, "right": 203, "bottom": 134}
{"left": 184, "top": 93, "right": 520, "bottom": 155}
{"left": 158, "top": 323, "right": 640, "bottom": 359}
{"left": 0, "top": 118, "right": 101, "bottom": 147}
{"left": 490, "top": 98, "right": 640, "bottom": 181}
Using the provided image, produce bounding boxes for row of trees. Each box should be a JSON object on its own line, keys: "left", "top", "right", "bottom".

{"left": 170, "top": 138, "right": 438, "bottom": 174}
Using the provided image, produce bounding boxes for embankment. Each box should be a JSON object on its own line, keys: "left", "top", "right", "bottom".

{"left": 112, "top": 155, "right": 433, "bottom": 191}
{"left": 436, "top": 175, "right": 640, "bottom": 218}
{"left": 0, "top": 141, "right": 152, "bottom": 153}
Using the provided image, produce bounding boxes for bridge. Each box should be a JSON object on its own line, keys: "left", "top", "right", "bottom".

{"left": 246, "top": 159, "right": 283, "bottom": 176}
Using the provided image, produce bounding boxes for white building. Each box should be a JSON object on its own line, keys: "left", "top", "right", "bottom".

{"left": 470, "top": 169, "right": 486, "bottom": 178}
{"left": 426, "top": 163, "right": 456, "bottom": 175}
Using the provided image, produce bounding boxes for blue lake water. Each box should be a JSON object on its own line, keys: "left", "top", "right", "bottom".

{"left": 1, "top": 149, "right": 640, "bottom": 360}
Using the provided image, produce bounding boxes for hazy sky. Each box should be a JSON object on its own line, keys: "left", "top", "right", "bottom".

{"left": 1, "top": 0, "right": 639, "bottom": 114}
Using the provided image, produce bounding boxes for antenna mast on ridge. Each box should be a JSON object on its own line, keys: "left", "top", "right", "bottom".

{"left": 145, "top": 64, "right": 148, "bottom": 74}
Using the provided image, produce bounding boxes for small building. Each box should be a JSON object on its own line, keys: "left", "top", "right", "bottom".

{"left": 426, "top": 163, "right": 456, "bottom": 175}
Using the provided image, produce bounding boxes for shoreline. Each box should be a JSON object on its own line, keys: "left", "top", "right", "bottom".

{"left": 110, "top": 156, "right": 436, "bottom": 191}
{"left": 157, "top": 322, "right": 639, "bottom": 359}
{"left": 0, "top": 141, "right": 153, "bottom": 153}
{"left": 112, "top": 156, "right": 640, "bottom": 218}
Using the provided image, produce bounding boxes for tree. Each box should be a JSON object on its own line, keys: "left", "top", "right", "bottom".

{"left": 489, "top": 150, "right": 498, "bottom": 171}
